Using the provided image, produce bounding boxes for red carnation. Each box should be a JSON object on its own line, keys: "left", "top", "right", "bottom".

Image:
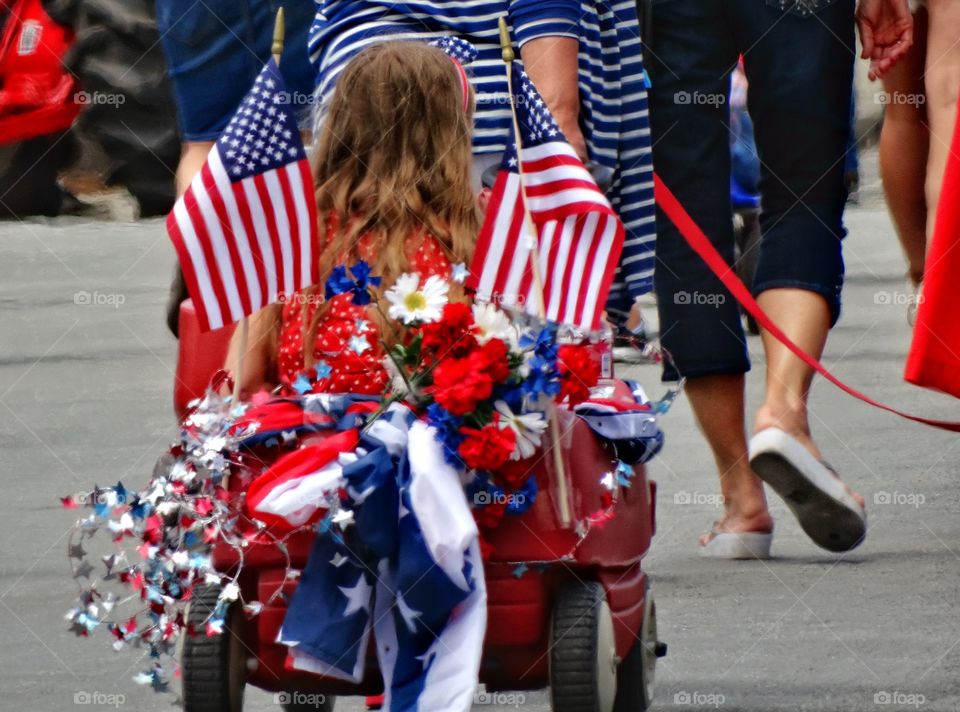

{"left": 496, "top": 457, "right": 536, "bottom": 490}
{"left": 469, "top": 338, "right": 510, "bottom": 384}
{"left": 557, "top": 344, "right": 600, "bottom": 405}
{"left": 431, "top": 357, "right": 494, "bottom": 415}
{"left": 458, "top": 422, "right": 517, "bottom": 471}
{"left": 420, "top": 302, "right": 477, "bottom": 359}
{"left": 474, "top": 501, "right": 507, "bottom": 531}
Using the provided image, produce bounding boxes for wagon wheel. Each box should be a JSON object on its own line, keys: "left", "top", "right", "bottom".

{"left": 181, "top": 584, "right": 247, "bottom": 712}
{"left": 612, "top": 579, "right": 664, "bottom": 712}
{"left": 549, "top": 581, "right": 617, "bottom": 712}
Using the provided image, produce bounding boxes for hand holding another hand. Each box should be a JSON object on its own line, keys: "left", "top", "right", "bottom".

{"left": 857, "top": 0, "right": 913, "bottom": 80}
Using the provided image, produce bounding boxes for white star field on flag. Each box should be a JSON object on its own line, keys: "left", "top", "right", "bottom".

{"left": 217, "top": 64, "right": 305, "bottom": 180}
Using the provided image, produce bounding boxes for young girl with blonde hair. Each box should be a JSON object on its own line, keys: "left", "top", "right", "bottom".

{"left": 226, "top": 41, "right": 479, "bottom": 394}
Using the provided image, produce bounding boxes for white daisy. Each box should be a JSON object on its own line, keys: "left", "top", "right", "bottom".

{"left": 385, "top": 273, "right": 449, "bottom": 324}
{"left": 473, "top": 302, "right": 519, "bottom": 349}
{"left": 495, "top": 400, "right": 549, "bottom": 460}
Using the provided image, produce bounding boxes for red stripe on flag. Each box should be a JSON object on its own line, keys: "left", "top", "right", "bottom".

{"left": 554, "top": 217, "right": 582, "bottom": 324}
{"left": 531, "top": 202, "right": 616, "bottom": 226}
{"left": 495, "top": 193, "right": 527, "bottom": 300}
{"left": 523, "top": 153, "right": 583, "bottom": 173}
{"left": 523, "top": 179, "right": 599, "bottom": 198}
{"left": 590, "top": 216, "right": 625, "bottom": 329}
{"left": 182, "top": 181, "right": 232, "bottom": 326}
{"left": 467, "top": 171, "right": 509, "bottom": 293}
{"left": 231, "top": 180, "right": 270, "bottom": 308}
{"left": 166, "top": 212, "right": 214, "bottom": 332}
{"left": 277, "top": 167, "right": 303, "bottom": 293}
{"left": 297, "top": 159, "right": 321, "bottom": 287}
{"left": 540, "top": 219, "right": 564, "bottom": 316}
{"left": 200, "top": 165, "right": 253, "bottom": 316}
{"left": 592, "top": 215, "right": 626, "bottom": 328}
{"left": 253, "top": 173, "right": 286, "bottom": 299}
{"left": 573, "top": 215, "right": 602, "bottom": 327}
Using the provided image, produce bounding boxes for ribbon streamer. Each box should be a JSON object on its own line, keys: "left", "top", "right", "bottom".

{"left": 653, "top": 174, "right": 960, "bottom": 433}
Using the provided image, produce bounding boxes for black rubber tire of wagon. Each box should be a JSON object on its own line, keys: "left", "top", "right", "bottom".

{"left": 612, "top": 581, "right": 657, "bottom": 712}
{"left": 181, "top": 584, "right": 246, "bottom": 712}
{"left": 549, "top": 581, "right": 618, "bottom": 712}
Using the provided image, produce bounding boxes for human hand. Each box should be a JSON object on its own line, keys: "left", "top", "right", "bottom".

{"left": 857, "top": 0, "right": 913, "bottom": 80}
{"left": 557, "top": 116, "right": 589, "bottom": 162}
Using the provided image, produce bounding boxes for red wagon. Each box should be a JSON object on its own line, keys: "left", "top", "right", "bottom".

{"left": 174, "top": 299, "right": 665, "bottom": 712}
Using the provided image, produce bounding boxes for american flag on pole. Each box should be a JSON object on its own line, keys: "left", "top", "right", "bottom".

{"left": 466, "top": 65, "right": 624, "bottom": 331}
{"left": 166, "top": 59, "right": 319, "bottom": 332}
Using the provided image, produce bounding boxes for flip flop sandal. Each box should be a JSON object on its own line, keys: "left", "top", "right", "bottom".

{"left": 749, "top": 427, "right": 867, "bottom": 553}
{"left": 699, "top": 527, "right": 773, "bottom": 559}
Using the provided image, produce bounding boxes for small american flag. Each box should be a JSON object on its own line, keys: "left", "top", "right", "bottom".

{"left": 467, "top": 65, "right": 624, "bottom": 331}
{"left": 167, "top": 59, "right": 319, "bottom": 332}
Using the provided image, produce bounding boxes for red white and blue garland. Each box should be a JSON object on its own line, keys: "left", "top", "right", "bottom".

{"left": 61, "top": 262, "right": 668, "bottom": 700}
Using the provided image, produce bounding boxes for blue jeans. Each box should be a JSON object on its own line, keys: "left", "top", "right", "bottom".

{"left": 647, "top": 0, "right": 854, "bottom": 380}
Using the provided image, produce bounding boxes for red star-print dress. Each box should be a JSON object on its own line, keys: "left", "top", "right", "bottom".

{"left": 277, "top": 234, "right": 452, "bottom": 394}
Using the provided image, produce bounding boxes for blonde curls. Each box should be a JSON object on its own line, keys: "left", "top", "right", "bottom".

{"left": 302, "top": 41, "right": 479, "bottom": 362}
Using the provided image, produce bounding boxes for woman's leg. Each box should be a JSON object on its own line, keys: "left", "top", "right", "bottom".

{"left": 923, "top": 0, "right": 960, "bottom": 246}
{"left": 879, "top": 8, "right": 928, "bottom": 284}
{"left": 737, "top": 1, "right": 865, "bottom": 507}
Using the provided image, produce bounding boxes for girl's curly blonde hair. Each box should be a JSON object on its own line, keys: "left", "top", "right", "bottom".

{"left": 239, "top": 41, "right": 480, "bottom": 379}
{"left": 302, "top": 41, "right": 479, "bottom": 362}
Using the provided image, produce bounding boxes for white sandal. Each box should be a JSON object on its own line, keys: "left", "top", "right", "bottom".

{"left": 699, "top": 529, "right": 773, "bottom": 560}
{"left": 749, "top": 427, "right": 866, "bottom": 553}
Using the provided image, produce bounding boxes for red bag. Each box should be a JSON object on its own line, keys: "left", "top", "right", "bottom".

{"left": 0, "top": 0, "right": 80, "bottom": 144}
{"left": 904, "top": 94, "right": 960, "bottom": 399}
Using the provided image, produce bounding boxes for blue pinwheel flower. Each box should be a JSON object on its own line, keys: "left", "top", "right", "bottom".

{"left": 520, "top": 324, "right": 559, "bottom": 370}
{"left": 506, "top": 477, "right": 538, "bottom": 516}
{"left": 426, "top": 403, "right": 465, "bottom": 465}
{"left": 324, "top": 261, "right": 382, "bottom": 306}
{"left": 522, "top": 361, "right": 561, "bottom": 399}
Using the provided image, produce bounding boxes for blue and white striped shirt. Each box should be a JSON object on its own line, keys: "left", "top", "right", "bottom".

{"left": 308, "top": 0, "right": 656, "bottom": 303}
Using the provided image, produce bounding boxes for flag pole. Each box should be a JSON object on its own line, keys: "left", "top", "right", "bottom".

{"left": 498, "top": 17, "right": 572, "bottom": 528}
{"left": 232, "top": 8, "right": 285, "bottom": 405}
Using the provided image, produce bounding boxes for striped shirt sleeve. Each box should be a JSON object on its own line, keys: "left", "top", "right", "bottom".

{"left": 508, "top": 0, "right": 581, "bottom": 45}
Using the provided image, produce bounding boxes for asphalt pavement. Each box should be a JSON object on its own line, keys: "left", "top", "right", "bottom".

{"left": 1, "top": 148, "right": 959, "bottom": 712}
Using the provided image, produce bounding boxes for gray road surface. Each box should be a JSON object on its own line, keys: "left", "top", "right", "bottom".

{"left": 1, "top": 151, "right": 959, "bottom": 712}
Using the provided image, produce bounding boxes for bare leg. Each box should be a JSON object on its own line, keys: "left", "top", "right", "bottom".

{"left": 878, "top": 8, "right": 929, "bottom": 284}
{"left": 175, "top": 141, "right": 215, "bottom": 196}
{"left": 923, "top": 0, "right": 960, "bottom": 245}
{"left": 685, "top": 374, "right": 773, "bottom": 543}
{"left": 753, "top": 288, "right": 865, "bottom": 507}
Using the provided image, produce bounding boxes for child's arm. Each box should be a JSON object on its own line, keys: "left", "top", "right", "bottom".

{"left": 224, "top": 304, "right": 280, "bottom": 398}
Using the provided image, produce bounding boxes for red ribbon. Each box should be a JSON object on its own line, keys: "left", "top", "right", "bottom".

{"left": 653, "top": 173, "right": 960, "bottom": 433}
